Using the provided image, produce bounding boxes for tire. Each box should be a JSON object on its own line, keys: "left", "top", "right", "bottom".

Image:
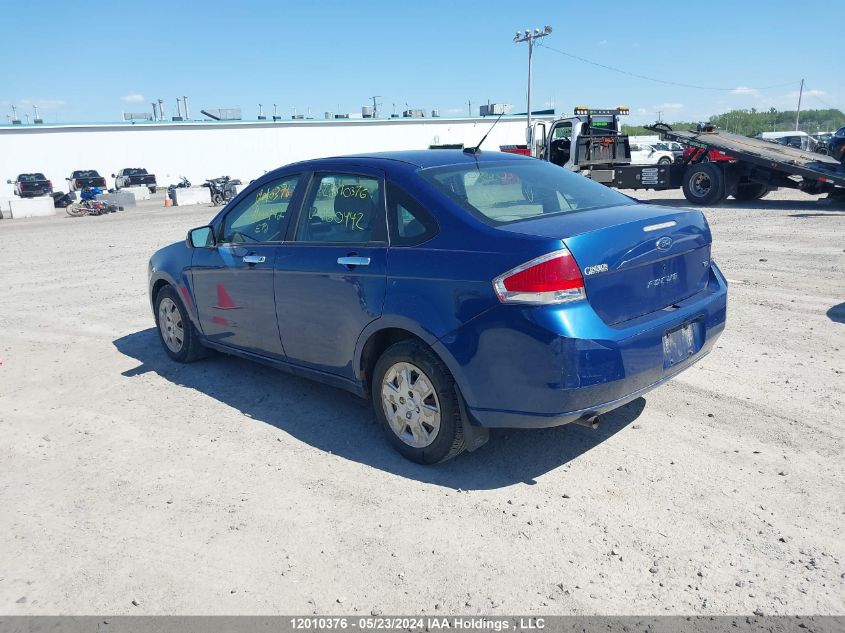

{"left": 733, "top": 183, "right": 770, "bottom": 201}
{"left": 65, "top": 203, "right": 85, "bottom": 217}
{"left": 154, "top": 285, "right": 210, "bottom": 363}
{"left": 682, "top": 163, "right": 725, "bottom": 205}
{"left": 372, "top": 340, "right": 466, "bottom": 464}
{"left": 211, "top": 193, "right": 223, "bottom": 205}
{"left": 149, "top": 186, "right": 157, "bottom": 194}
{"left": 658, "top": 157, "right": 672, "bottom": 165}
{"left": 701, "top": 153, "right": 711, "bottom": 162}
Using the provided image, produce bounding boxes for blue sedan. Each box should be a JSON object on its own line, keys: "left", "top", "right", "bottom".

{"left": 148, "top": 150, "right": 727, "bottom": 463}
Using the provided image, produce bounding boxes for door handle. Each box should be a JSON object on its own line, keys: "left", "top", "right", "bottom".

{"left": 242, "top": 254, "right": 266, "bottom": 264}
{"left": 337, "top": 256, "right": 370, "bottom": 267}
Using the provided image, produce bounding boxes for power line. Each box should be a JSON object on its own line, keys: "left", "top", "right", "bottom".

{"left": 537, "top": 42, "right": 798, "bottom": 92}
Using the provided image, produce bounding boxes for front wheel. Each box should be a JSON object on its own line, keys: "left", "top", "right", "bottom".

{"left": 154, "top": 285, "right": 210, "bottom": 363}
{"left": 372, "top": 340, "right": 466, "bottom": 464}
{"left": 658, "top": 157, "right": 672, "bottom": 165}
{"left": 211, "top": 192, "right": 223, "bottom": 205}
{"left": 66, "top": 203, "right": 85, "bottom": 217}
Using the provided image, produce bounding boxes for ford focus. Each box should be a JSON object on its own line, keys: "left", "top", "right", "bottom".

{"left": 148, "top": 150, "right": 727, "bottom": 463}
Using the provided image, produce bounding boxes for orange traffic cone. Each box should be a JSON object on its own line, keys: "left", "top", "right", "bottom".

{"left": 164, "top": 197, "right": 173, "bottom": 207}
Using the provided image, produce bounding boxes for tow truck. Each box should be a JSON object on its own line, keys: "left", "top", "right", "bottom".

{"left": 503, "top": 106, "right": 679, "bottom": 189}
{"left": 502, "top": 107, "right": 845, "bottom": 205}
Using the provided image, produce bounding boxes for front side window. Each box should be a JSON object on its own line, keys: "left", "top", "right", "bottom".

{"left": 296, "top": 173, "right": 384, "bottom": 243}
{"left": 220, "top": 174, "right": 301, "bottom": 243}
{"left": 420, "top": 160, "right": 635, "bottom": 226}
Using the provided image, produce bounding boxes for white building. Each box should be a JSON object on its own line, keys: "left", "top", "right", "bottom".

{"left": 0, "top": 116, "right": 548, "bottom": 196}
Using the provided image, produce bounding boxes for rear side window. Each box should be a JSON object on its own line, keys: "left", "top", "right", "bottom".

{"left": 386, "top": 183, "right": 438, "bottom": 246}
{"left": 420, "top": 160, "right": 634, "bottom": 226}
{"left": 296, "top": 173, "right": 385, "bottom": 244}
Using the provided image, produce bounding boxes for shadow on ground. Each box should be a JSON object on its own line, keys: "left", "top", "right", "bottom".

{"left": 114, "top": 328, "right": 645, "bottom": 490}
{"left": 638, "top": 197, "right": 837, "bottom": 212}
{"left": 828, "top": 302, "right": 845, "bottom": 324}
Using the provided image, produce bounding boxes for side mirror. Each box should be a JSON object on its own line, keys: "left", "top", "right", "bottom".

{"left": 187, "top": 225, "right": 215, "bottom": 249}
{"left": 5, "top": 179, "right": 12, "bottom": 184}
{"left": 65, "top": 177, "right": 71, "bottom": 181}
{"left": 111, "top": 173, "right": 116, "bottom": 178}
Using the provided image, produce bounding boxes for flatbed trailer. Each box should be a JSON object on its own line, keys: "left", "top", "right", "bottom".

{"left": 613, "top": 123, "right": 845, "bottom": 205}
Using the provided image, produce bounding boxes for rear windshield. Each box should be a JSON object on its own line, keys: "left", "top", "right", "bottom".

{"left": 74, "top": 170, "right": 100, "bottom": 178}
{"left": 124, "top": 168, "right": 147, "bottom": 175}
{"left": 419, "top": 159, "right": 634, "bottom": 225}
{"left": 19, "top": 173, "right": 46, "bottom": 181}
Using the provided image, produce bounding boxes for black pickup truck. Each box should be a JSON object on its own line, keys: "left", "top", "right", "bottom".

{"left": 67, "top": 170, "right": 108, "bottom": 192}
{"left": 7, "top": 173, "right": 53, "bottom": 197}
{"left": 113, "top": 167, "right": 157, "bottom": 193}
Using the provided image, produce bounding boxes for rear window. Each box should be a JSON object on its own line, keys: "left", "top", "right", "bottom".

{"left": 124, "top": 168, "right": 147, "bottom": 175}
{"left": 419, "top": 159, "right": 634, "bottom": 225}
{"left": 74, "top": 170, "right": 100, "bottom": 178}
{"left": 19, "top": 173, "right": 46, "bottom": 181}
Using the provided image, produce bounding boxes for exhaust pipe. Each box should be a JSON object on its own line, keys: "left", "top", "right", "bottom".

{"left": 572, "top": 415, "right": 599, "bottom": 429}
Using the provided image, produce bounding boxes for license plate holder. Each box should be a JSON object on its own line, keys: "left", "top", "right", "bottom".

{"left": 663, "top": 322, "right": 696, "bottom": 368}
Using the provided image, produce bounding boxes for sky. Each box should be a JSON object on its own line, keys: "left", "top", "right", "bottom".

{"left": 0, "top": 0, "right": 842, "bottom": 126}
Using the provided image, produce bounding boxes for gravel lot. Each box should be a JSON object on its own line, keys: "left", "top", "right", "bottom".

{"left": 1, "top": 188, "right": 843, "bottom": 615}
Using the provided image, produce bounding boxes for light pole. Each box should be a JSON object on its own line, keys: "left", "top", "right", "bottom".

{"left": 514, "top": 25, "right": 552, "bottom": 147}
{"left": 794, "top": 78, "right": 804, "bottom": 131}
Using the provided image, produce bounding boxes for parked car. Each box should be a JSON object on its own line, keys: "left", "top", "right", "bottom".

{"left": 652, "top": 141, "right": 684, "bottom": 160}
{"left": 148, "top": 150, "right": 727, "bottom": 464}
{"left": 7, "top": 172, "right": 53, "bottom": 197}
{"left": 682, "top": 147, "right": 735, "bottom": 163}
{"left": 113, "top": 167, "right": 157, "bottom": 193}
{"left": 757, "top": 130, "right": 818, "bottom": 152}
{"left": 629, "top": 143, "right": 675, "bottom": 165}
{"left": 67, "top": 170, "right": 107, "bottom": 192}
{"left": 826, "top": 126, "right": 845, "bottom": 163}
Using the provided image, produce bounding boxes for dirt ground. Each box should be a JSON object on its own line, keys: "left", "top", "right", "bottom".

{"left": 0, "top": 188, "right": 843, "bottom": 616}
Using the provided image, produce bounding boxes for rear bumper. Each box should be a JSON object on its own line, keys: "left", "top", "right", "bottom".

{"left": 435, "top": 263, "right": 728, "bottom": 429}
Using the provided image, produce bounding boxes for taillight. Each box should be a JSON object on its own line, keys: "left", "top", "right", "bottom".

{"left": 76, "top": 179, "right": 82, "bottom": 188}
{"left": 47, "top": 180, "right": 52, "bottom": 188}
{"left": 493, "top": 248, "right": 585, "bottom": 305}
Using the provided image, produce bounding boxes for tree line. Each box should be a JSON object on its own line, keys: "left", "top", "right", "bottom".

{"left": 622, "top": 108, "right": 844, "bottom": 137}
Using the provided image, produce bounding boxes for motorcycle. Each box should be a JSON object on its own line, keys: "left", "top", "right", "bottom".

{"left": 167, "top": 176, "right": 191, "bottom": 203}
{"left": 66, "top": 188, "right": 118, "bottom": 216}
{"left": 203, "top": 176, "right": 241, "bottom": 205}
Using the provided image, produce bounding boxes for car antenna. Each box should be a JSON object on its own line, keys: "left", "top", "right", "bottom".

{"left": 464, "top": 112, "right": 505, "bottom": 156}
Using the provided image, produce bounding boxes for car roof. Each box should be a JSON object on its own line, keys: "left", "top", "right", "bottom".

{"left": 281, "top": 149, "right": 530, "bottom": 171}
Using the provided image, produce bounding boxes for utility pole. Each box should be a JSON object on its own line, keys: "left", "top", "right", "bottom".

{"left": 514, "top": 25, "right": 552, "bottom": 147}
{"left": 657, "top": 110, "right": 663, "bottom": 123}
{"left": 794, "top": 78, "right": 804, "bottom": 131}
{"left": 467, "top": 99, "right": 472, "bottom": 117}
{"left": 183, "top": 96, "right": 190, "bottom": 120}
{"left": 370, "top": 95, "right": 381, "bottom": 118}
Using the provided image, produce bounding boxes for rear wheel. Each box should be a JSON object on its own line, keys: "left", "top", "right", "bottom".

{"left": 682, "top": 163, "right": 725, "bottom": 205}
{"left": 211, "top": 192, "right": 223, "bottom": 205}
{"left": 149, "top": 186, "right": 157, "bottom": 194}
{"left": 372, "top": 340, "right": 466, "bottom": 464}
{"left": 733, "top": 183, "right": 770, "bottom": 201}
{"left": 154, "top": 285, "right": 210, "bottom": 363}
{"left": 658, "top": 157, "right": 672, "bottom": 165}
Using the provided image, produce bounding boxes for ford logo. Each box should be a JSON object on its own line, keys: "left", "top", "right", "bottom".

{"left": 656, "top": 236, "right": 673, "bottom": 251}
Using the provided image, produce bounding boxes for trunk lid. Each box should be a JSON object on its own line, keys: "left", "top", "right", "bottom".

{"left": 499, "top": 204, "right": 712, "bottom": 325}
